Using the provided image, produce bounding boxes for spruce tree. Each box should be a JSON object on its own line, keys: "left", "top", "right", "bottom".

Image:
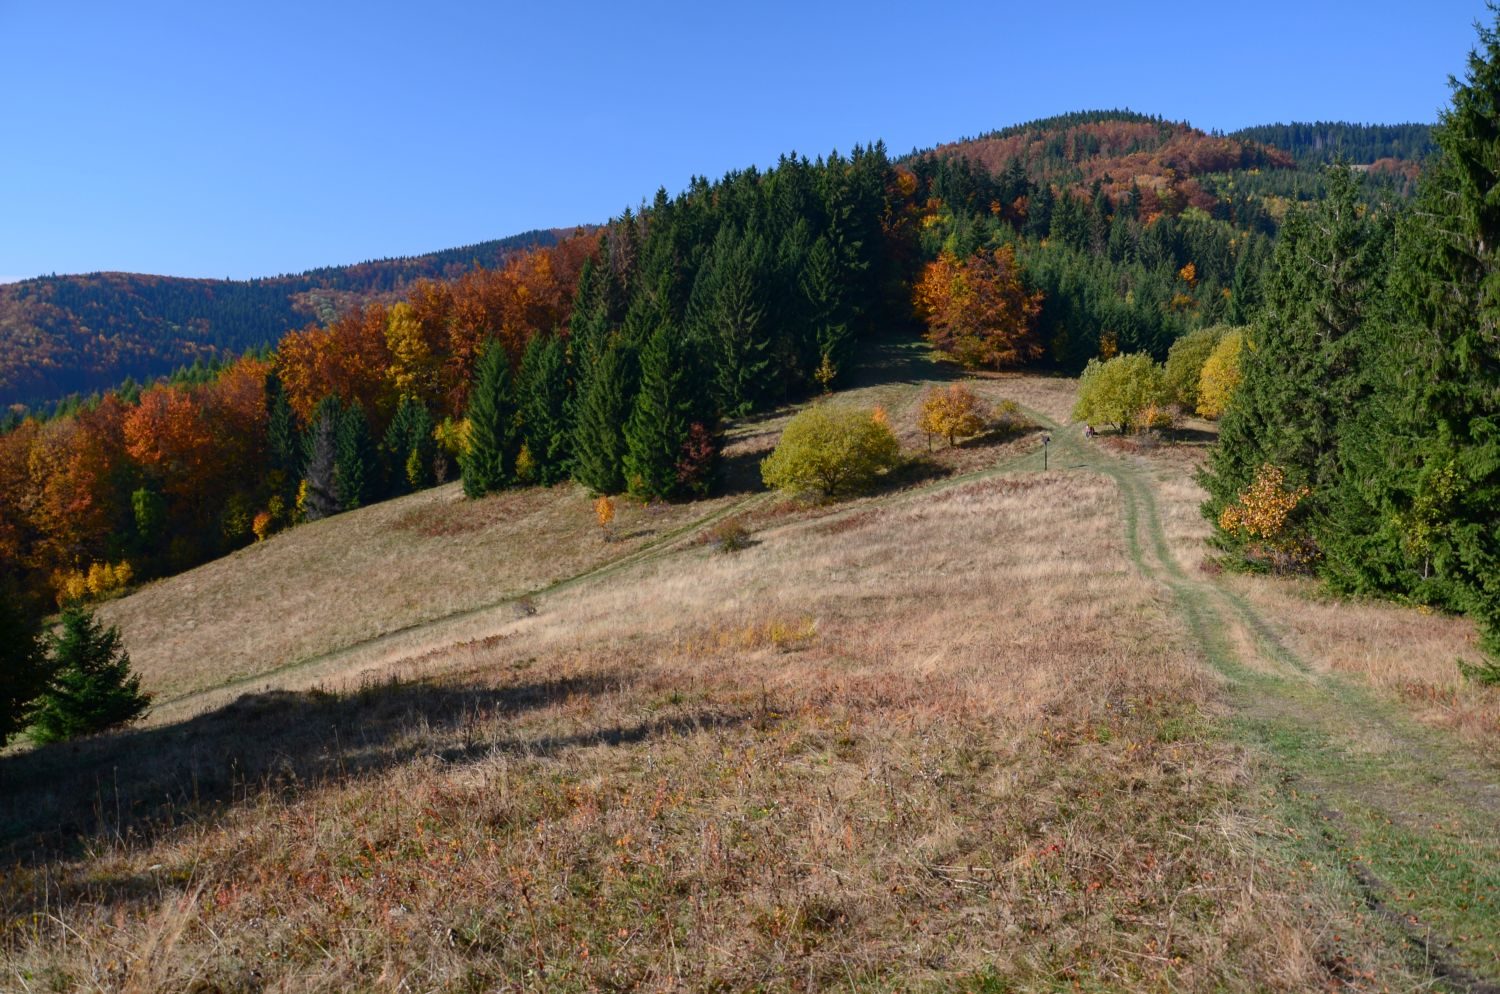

{"left": 623, "top": 323, "right": 699, "bottom": 499}
{"left": 462, "top": 339, "right": 520, "bottom": 498}
{"left": 0, "top": 590, "right": 48, "bottom": 747}
{"left": 802, "top": 235, "right": 854, "bottom": 385}
{"left": 570, "top": 342, "right": 638, "bottom": 494}
{"left": 302, "top": 397, "right": 342, "bottom": 521}
{"left": 30, "top": 608, "right": 150, "bottom": 744}
{"left": 383, "top": 395, "right": 436, "bottom": 493}
{"left": 1327, "top": 20, "right": 1500, "bottom": 658}
{"left": 688, "top": 226, "right": 772, "bottom": 417}
{"left": 1201, "top": 167, "right": 1390, "bottom": 521}
{"left": 518, "top": 332, "right": 571, "bottom": 485}
{"left": 335, "top": 402, "right": 378, "bottom": 510}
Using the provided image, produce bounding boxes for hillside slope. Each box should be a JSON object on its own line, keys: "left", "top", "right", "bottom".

{"left": 0, "top": 227, "right": 575, "bottom": 408}
{"left": 3, "top": 349, "right": 1495, "bottom": 991}
{"left": 932, "top": 111, "right": 1294, "bottom": 214}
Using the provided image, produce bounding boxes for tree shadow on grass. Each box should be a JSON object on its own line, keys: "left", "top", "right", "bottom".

{"left": 845, "top": 335, "right": 960, "bottom": 390}
{"left": 0, "top": 670, "right": 664, "bottom": 866}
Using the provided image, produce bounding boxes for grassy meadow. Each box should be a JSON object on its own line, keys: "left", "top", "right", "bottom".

{"left": 3, "top": 347, "right": 1496, "bottom": 993}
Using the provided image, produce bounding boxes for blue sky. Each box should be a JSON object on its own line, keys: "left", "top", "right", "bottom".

{"left": 0, "top": 0, "right": 1488, "bottom": 282}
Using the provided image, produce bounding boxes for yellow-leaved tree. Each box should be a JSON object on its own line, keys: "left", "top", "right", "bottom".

{"left": 762, "top": 405, "right": 901, "bottom": 497}
{"left": 1197, "top": 330, "right": 1245, "bottom": 419}
{"left": 917, "top": 383, "right": 987, "bottom": 448}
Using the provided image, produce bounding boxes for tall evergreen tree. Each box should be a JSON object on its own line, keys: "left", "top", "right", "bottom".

{"left": 462, "top": 339, "right": 520, "bottom": 498}
{"left": 1326, "top": 21, "right": 1500, "bottom": 658}
{"left": 688, "top": 226, "right": 773, "bottom": 416}
{"left": 802, "top": 234, "right": 854, "bottom": 383}
{"left": 623, "top": 323, "right": 703, "bottom": 499}
{"left": 1201, "top": 167, "right": 1391, "bottom": 520}
{"left": 335, "top": 402, "right": 378, "bottom": 510}
{"left": 570, "top": 341, "right": 639, "bottom": 494}
{"left": 383, "top": 395, "right": 436, "bottom": 493}
{"left": 518, "top": 332, "right": 571, "bottom": 485}
{"left": 302, "top": 397, "right": 342, "bottom": 522}
{"left": 265, "top": 370, "right": 301, "bottom": 491}
{"left": 29, "top": 608, "right": 150, "bottom": 744}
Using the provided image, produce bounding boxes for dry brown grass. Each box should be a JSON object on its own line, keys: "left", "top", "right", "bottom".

{"left": 95, "top": 482, "right": 749, "bottom": 706}
{"left": 1, "top": 468, "right": 1407, "bottom": 993}
{"left": 1228, "top": 574, "right": 1500, "bottom": 750}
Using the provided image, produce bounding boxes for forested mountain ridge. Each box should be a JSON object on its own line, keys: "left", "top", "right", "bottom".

{"left": 0, "top": 227, "right": 577, "bottom": 408}
{"left": 1228, "top": 121, "right": 1434, "bottom": 164}
{"left": 930, "top": 111, "right": 1296, "bottom": 217}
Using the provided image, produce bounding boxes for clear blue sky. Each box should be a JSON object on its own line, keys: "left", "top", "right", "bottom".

{"left": 0, "top": 0, "right": 1489, "bottom": 282}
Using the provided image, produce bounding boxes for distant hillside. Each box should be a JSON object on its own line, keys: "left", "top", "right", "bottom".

{"left": 0, "top": 228, "right": 575, "bottom": 408}
{"left": 1228, "top": 121, "right": 1434, "bottom": 165}
{"left": 929, "top": 110, "right": 1295, "bottom": 215}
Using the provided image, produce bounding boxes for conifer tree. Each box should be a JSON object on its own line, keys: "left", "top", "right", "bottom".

{"left": 383, "top": 395, "right": 435, "bottom": 493}
{"left": 518, "top": 332, "right": 571, "bottom": 484}
{"left": 1201, "top": 167, "right": 1390, "bottom": 521}
{"left": 302, "top": 397, "right": 342, "bottom": 521}
{"left": 335, "top": 402, "right": 378, "bottom": 510}
{"left": 802, "top": 234, "right": 854, "bottom": 384}
{"left": 265, "top": 370, "right": 301, "bottom": 488}
{"left": 462, "top": 339, "right": 520, "bottom": 498}
{"left": 623, "top": 323, "right": 702, "bottom": 499}
{"left": 29, "top": 608, "right": 150, "bottom": 744}
{"left": 571, "top": 342, "right": 638, "bottom": 494}
{"left": 1326, "top": 20, "right": 1500, "bottom": 658}
{"left": 688, "top": 226, "right": 773, "bottom": 416}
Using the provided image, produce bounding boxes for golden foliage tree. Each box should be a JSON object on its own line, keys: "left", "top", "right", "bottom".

{"left": 914, "top": 246, "right": 1044, "bottom": 369}
{"left": 1218, "top": 463, "right": 1316, "bottom": 572}
{"left": 1196, "top": 329, "right": 1244, "bottom": 419}
{"left": 917, "top": 383, "right": 987, "bottom": 448}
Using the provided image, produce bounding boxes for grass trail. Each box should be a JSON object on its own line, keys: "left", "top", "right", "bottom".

{"left": 1032, "top": 410, "right": 1500, "bottom": 990}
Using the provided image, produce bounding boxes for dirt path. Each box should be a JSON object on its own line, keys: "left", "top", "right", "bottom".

{"left": 1034, "top": 413, "right": 1500, "bottom": 990}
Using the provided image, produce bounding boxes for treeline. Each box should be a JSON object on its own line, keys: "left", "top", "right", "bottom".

{"left": 0, "top": 146, "right": 913, "bottom": 613}
{"left": 1228, "top": 121, "right": 1434, "bottom": 164}
{"left": 1205, "top": 25, "right": 1500, "bottom": 669}
{"left": 0, "top": 231, "right": 598, "bottom": 612}
{"left": 0, "top": 229, "right": 564, "bottom": 408}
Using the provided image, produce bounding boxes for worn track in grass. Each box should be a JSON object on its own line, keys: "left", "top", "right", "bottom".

{"left": 1030, "top": 411, "right": 1500, "bottom": 991}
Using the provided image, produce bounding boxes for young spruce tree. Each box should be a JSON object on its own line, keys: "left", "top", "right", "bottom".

{"left": 462, "top": 340, "right": 520, "bottom": 498}
{"left": 570, "top": 342, "right": 639, "bottom": 495}
{"left": 1201, "top": 166, "right": 1390, "bottom": 523}
{"left": 518, "top": 332, "right": 571, "bottom": 485}
{"left": 623, "top": 323, "right": 704, "bottom": 499}
{"left": 30, "top": 608, "right": 150, "bottom": 744}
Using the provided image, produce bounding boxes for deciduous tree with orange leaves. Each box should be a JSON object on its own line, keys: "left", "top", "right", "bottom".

{"left": 913, "top": 245, "right": 1044, "bottom": 369}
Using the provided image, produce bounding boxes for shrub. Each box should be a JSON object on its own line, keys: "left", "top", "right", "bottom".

{"left": 1218, "top": 464, "right": 1317, "bottom": 573}
{"left": 29, "top": 608, "right": 151, "bottom": 744}
{"left": 761, "top": 405, "right": 901, "bottom": 497}
{"left": 1073, "top": 353, "right": 1169, "bottom": 433}
{"left": 991, "top": 398, "right": 1026, "bottom": 434}
{"left": 705, "top": 517, "right": 753, "bottom": 553}
{"left": 594, "top": 494, "right": 615, "bottom": 538}
{"left": 917, "top": 383, "right": 987, "bottom": 448}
